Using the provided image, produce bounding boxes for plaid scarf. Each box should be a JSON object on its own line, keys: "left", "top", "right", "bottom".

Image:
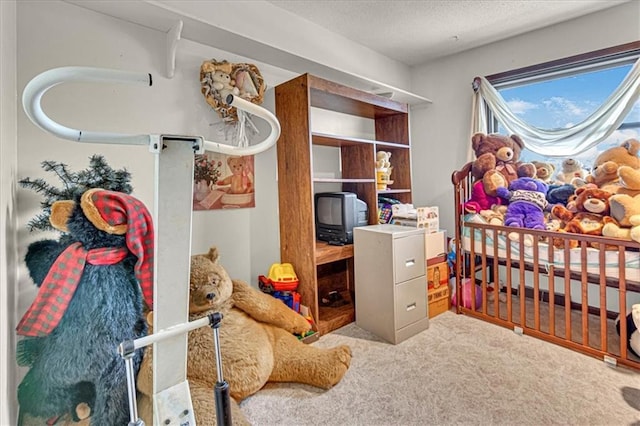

{"left": 85, "top": 189, "right": 154, "bottom": 310}
{"left": 16, "top": 243, "right": 129, "bottom": 337}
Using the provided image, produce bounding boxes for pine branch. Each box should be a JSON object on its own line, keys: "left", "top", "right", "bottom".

{"left": 19, "top": 155, "right": 133, "bottom": 233}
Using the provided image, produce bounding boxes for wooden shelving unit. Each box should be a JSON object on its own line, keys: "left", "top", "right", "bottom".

{"left": 275, "top": 73, "right": 413, "bottom": 335}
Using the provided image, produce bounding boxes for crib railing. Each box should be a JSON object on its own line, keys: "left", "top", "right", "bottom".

{"left": 452, "top": 162, "right": 640, "bottom": 370}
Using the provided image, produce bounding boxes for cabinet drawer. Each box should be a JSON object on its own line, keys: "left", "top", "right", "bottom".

{"left": 394, "top": 234, "right": 426, "bottom": 283}
{"left": 394, "top": 276, "right": 427, "bottom": 330}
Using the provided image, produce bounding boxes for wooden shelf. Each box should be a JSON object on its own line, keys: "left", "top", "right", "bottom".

{"left": 276, "top": 73, "right": 414, "bottom": 335}
{"left": 316, "top": 241, "right": 354, "bottom": 265}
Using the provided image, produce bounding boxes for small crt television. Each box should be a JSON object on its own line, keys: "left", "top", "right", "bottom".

{"left": 315, "top": 192, "right": 368, "bottom": 244}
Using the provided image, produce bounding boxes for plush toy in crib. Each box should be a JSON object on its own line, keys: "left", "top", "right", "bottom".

{"left": 16, "top": 188, "right": 153, "bottom": 425}
{"left": 602, "top": 193, "right": 640, "bottom": 243}
{"left": 587, "top": 139, "right": 640, "bottom": 195}
{"left": 556, "top": 158, "right": 589, "bottom": 186}
{"left": 551, "top": 186, "right": 616, "bottom": 249}
{"left": 616, "top": 304, "right": 640, "bottom": 358}
{"left": 546, "top": 183, "right": 577, "bottom": 208}
{"left": 532, "top": 161, "right": 556, "bottom": 185}
{"left": 137, "top": 247, "right": 352, "bottom": 425}
{"left": 496, "top": 177, "right": 548, "bottom": 246}
{"left": 464, "top": 179, "right": 503, "bottom": 214}
{"left": 470, "top": 133, "right": 536, "bottom": 195}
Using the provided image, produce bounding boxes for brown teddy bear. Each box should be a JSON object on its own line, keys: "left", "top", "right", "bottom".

{"left": 551, "top": 186, "right": 616, "bottom": 248}
{"left": 532, "top": 160, "right": 556, "bottom": 184}
{"left": 586, "top": 138, "right": 640, "bottom": 195}
{"left": 470, "top": 132, "right": 536, "bottom": 195}
{"left": 137, "top": 247, "right": 352, "bottom": 425}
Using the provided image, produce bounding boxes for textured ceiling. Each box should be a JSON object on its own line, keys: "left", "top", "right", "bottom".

{"left": 267, "top": 0, "right": 630, "bottom": 66}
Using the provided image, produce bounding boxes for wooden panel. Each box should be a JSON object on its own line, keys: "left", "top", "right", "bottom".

{"left": 307, "top": 74, "right": 408, "bottom": 117}
{"left": 275, "top": 74, "right": 318, "bottom": 319}
{"left": 375, "top": 113, "right": 409, "bottom": 145}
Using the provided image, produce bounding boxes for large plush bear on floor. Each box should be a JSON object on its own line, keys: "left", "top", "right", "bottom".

{"left": 16, "top": 188, "right": 153, "bottom": 425}
{"left": 137, "top": 247, "right": 352, "bottom": 425}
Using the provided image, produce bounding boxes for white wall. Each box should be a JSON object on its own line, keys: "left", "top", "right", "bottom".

{"left": 1, "top": 1, "right": 18, "bottom": 422}
{"left": 409, "top": 1, "right": 640, "bottom": 237}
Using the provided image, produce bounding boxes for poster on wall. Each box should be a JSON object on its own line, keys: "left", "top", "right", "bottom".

{"left": 193, "top": 152, "right": 255, "bottom": 210}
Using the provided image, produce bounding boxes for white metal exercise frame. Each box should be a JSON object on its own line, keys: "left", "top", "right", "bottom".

{"left": 22, "top": 66, "right": 281, "bottom": 425}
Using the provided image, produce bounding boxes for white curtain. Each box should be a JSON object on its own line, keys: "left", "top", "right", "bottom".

{"left": 472, "top": 56, "right": 640, "bottom": 158}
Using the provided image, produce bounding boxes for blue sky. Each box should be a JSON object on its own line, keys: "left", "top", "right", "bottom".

{"left": 498, "top": 63, "right": 640, "bottom": 167}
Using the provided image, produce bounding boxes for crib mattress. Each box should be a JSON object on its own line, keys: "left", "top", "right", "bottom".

{"left": 462, "top": 215, "right": 640, "bottom": 283}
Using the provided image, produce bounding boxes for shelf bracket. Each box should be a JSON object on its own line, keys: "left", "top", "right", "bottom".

{"left": 166, "top": 20, "right": 183, "bottom": 79}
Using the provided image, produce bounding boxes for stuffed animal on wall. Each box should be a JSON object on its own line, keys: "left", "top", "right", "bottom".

{"left": 137, "top": 247, "right": 352, "bottom": 425}
{"left": 556, "top": 158, "right": 589, "bottom": 186}
{"left": 16, "top": 188, "right": 153, "bottom": 425}
{"left": 470, "top": 132, "right": 536, "bottom": 196}
{"left": 587, "top": 139, "right": 640, "bottom": 195}
{"left": 616, "top": 304, "right": 640, "bottom": 358}
{"left": 496, "top": 177, "right": 548, "bottom": 245}
{"left": 551, "top": 186, "right": 616, "bottom": 248}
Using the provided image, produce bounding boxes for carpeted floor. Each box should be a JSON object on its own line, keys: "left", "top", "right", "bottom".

{"left": 240, "top": 310, "right": 640, "bottom": 426}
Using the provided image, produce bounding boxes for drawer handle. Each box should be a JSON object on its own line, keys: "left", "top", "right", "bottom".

{"left": 406, "top": 303, "right": 416, "bottom": 311}
{"left": 405, "top": 258, "right": 415, "bottom": 267}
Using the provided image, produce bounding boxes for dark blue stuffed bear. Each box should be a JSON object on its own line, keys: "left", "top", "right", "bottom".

{"left": 16, "top": 188, "right": 154, "bottom": 425}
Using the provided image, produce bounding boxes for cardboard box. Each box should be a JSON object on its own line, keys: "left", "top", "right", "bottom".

{"left": 428, "top": 286, "right": 450, "bottom": 319}
{"left": 391, "top": 206, "right": 439, "bottom": 235}
{"left": 425, "top": 230, "right": 447, "bottom": 260}
{"left": 427, "top": 262, "right": 449, "bottom": 291}
{"left": 416, "top": 206, "right": 439, "bottom": 234}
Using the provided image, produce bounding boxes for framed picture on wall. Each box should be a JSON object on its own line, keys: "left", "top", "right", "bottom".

{"left": 193, "top": 153, "right": 255, "bottom": 210}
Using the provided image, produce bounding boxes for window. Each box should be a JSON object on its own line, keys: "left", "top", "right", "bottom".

{"left": 486, "top": 42, "right": 640, "bottom": 169}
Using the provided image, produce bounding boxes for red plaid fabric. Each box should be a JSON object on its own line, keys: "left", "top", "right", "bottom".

{"left": 16, "top": 243, "right": 128, "bottom": 337}
{"left": 87, "top": 190, "right": 154, "bottom": 310}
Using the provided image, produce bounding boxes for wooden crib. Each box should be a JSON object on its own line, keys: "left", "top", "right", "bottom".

{"left": 452, "top": 162, "right": 640, "bottom": 370}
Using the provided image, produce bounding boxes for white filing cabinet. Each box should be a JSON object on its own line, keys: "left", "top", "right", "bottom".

{"left": 354, "top": 224, "right": 429, "bottom": 344}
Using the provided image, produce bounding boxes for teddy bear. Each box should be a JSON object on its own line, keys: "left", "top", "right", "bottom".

{"left": 550, "top": 186, "right": 616, "bottom": 248}
{"left": 136, "top": 247, "right": 352, "bottom": 425}
{"left": 556, "top": 158, "right": 589, "bottom": 186}
{"left": 616, "top": 304, "right": 640, "bottom": 358}
{"left": 602, "top": 193, "right": 640, "bottom": 243}
{"left": 470, "top": 132, "right": 536, "bottom": 196}
{"left": 211, "top": 69, "right": 240, "bottom": 104}
{"left": 479, "top": 204, "right": 507, "bottom": 226}
{"left": 16, "top": 188, "right": 153, "bottom": 425}
{"left": 496, "top": 176, "right": 548, "bottom": 232}
{"left": 218, "top": 155, "right": 254, "bottom": 194}
{"left": 464, "top": 179, "right": 503, "bottom": 214}
{"left": 586, "top": 138, "right": 640, "bottom": 195}
{"left": 532, "top": 160, "right": 556, "bottom": 185}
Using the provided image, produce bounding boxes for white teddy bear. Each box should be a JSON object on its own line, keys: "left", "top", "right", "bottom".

{"left": 556, "top": 158, "right": 589, "bottom": 186}
{"left": 211, "top": 70, "right": 240, "bottom": 104}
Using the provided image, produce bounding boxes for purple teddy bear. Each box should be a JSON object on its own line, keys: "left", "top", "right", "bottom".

{"left": 496, "top": 177, "right": 548, "bottom": 240}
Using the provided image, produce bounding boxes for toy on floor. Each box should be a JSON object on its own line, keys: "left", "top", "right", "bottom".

{"left": 16, "top": 188, "right": 153, "bottom": 425}
{"left": 616, "top": 304, "right": 640, "bottom": 358}
{"left": 452, "top": 279, "right": 483, "bottom": 310}
{"left": 137, "top": 247, "right": 352, "bottom": 425}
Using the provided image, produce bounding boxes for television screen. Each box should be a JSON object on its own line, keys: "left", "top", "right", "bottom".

{"left": 316, "top": 196, "right": 342, "bottom": 226}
